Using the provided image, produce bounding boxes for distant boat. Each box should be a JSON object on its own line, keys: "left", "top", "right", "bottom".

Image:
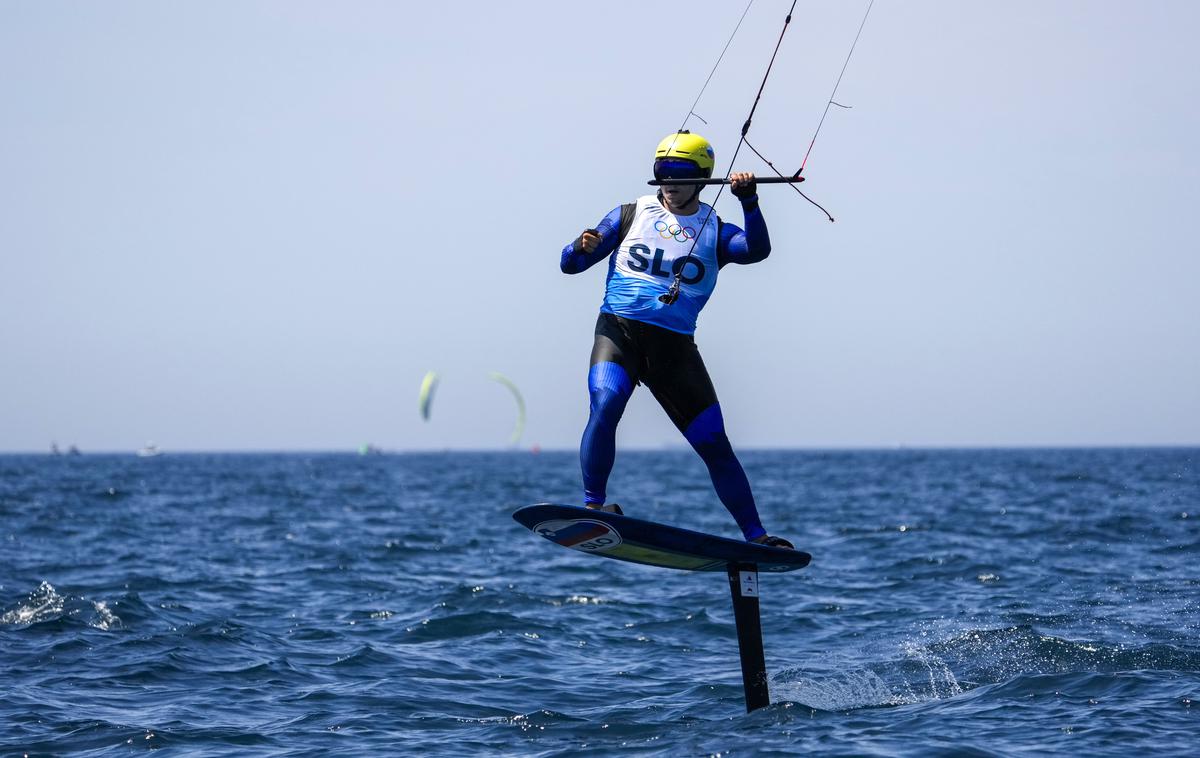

{"left": 67, "top": 445, "right": 81, "bottom": 456}
{"left": 136, "top": 442, "right": 163, "bottom": 458}
{"left": 50, "top": 442, "right": 62, "bottom": 456}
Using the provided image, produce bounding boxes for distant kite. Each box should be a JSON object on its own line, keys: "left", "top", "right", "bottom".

{"left": 418, "top": 371, "right": 439, "bottom": 421}
{"left": 417, "top": 370, "right": 525, "bottom": 446}
{"left": 489, "top": 372, "right": 526, "bottom": 446}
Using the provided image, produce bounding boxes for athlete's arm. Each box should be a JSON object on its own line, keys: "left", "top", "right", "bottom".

{"left": 560, "top": 206, "right": 623, "bottom": 274}
{"left": 717, "top": 197, "right": 771, "bottom": 267}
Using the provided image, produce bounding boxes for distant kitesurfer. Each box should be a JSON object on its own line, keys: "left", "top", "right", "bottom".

{"left": 559, "top": 131, "right": 794, "bottom": 549}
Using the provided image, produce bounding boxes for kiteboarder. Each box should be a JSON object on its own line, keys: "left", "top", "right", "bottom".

{"left": 559, "top": 131, "right": 793, "bottom": 549}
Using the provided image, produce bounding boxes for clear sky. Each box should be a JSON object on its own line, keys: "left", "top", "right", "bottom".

{"left": 2, "top": 1, "right": 1197, "bottom": 453}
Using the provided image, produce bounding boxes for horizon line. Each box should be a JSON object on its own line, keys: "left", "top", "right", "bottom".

{"left": 3, "top": 442, "right": 1198, "bottom": 456}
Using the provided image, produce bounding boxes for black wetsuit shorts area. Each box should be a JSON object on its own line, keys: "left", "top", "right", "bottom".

{"left": 590, "top": 312, "right": 719, "bottom": 433}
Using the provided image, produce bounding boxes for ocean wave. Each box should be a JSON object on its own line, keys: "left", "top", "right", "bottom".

{"left": 771, "top": 623, "right": 1200, "bottom": 713}
{"left": 928, "top": 625, "right": 1200, "bottom": 682}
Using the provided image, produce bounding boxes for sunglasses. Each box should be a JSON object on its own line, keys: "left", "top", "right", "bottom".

{"left": 653, "top": 159, "right": 708, "bottom": 182}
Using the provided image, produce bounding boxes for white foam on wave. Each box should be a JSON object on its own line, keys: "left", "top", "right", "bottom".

{"left": 899, "top": 638, "right": 965, "bottom": 700}
{"left": 90, "top": 599, "right": 121, "bottom": 631}
{"left": 772, "top": 639, "right": 963, "bottom": 711}
{"left": 1, "top": 581, "right": 122, "bottom": 630}
{"left": 1, "top": 581, "right": 65, "bottom": 625}
{"left": 773, "top": 668, "right": 908, "bottom": 710}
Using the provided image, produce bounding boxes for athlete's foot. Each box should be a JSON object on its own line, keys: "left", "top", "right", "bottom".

{"left": 586, "top": 503, "right": 624, "bottom": 515}
{"left": 752, "top": 534, "right": 795, "bottom": 550}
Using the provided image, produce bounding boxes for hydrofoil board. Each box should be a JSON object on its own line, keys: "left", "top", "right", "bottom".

{"left": 513, "top": 503, "right": 811, "bottom": 572}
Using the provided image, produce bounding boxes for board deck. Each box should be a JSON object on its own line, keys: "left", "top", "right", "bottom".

{"left": 513, "top": 503, "right": 811, "bottom": 572}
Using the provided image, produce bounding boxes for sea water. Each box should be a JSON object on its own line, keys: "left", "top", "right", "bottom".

{"left": 2, "top": 449, "right": 1198, "bottom": 755}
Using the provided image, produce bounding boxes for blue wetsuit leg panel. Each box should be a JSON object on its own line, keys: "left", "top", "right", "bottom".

{"left": 633, "top": 320, "right": 767, "bottom": 541}
{"left": 581, "top": 360, "right": 634, "bottom": 505}
{"left": 683, "top": 402, "right": 767, "bottom": 541}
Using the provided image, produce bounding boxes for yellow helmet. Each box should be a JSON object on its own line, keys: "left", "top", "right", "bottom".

{"left": 653, "top": 131, "right": 715, "bottom": 176}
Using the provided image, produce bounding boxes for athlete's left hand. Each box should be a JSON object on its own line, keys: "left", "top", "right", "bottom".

{"left": 730, "top": 172, "right": 757, "bottom": 200}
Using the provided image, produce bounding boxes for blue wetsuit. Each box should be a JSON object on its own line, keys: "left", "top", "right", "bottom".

{"left": 560, "top": 193, "right": 772, "bottom": 541}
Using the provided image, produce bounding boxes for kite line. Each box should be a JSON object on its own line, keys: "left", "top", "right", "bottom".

{"left": 656, "top": 0, "right": 875, "bottom": 303}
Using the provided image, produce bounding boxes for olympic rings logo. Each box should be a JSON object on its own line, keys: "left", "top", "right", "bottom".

{"left": 655, "top": 220, "right": 695, "bottom": 242}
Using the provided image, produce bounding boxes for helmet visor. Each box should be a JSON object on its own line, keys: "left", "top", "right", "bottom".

{"left": 653, "top": 158, "right": 708, "bottom": 182}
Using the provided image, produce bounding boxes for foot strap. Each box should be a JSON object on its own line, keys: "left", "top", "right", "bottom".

{"left": 586, "top": 503, "right": 624, "bottom": 515}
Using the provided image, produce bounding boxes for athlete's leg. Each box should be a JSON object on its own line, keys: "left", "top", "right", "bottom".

{"left": 644, "top": 333, "right": 767, "bottom": 541}
{"left": 680, "top": 402, "right": 765, "bottom": 541}
{"left": 581, "top": 361, "right": 633, "bottom": 504}
{"left": 580, "top": 315, "right": 639, "bottom": 505}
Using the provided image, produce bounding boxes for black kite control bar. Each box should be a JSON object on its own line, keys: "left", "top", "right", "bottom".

{"left": 647, "top": 175, "right": 805, "bottom": 186}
